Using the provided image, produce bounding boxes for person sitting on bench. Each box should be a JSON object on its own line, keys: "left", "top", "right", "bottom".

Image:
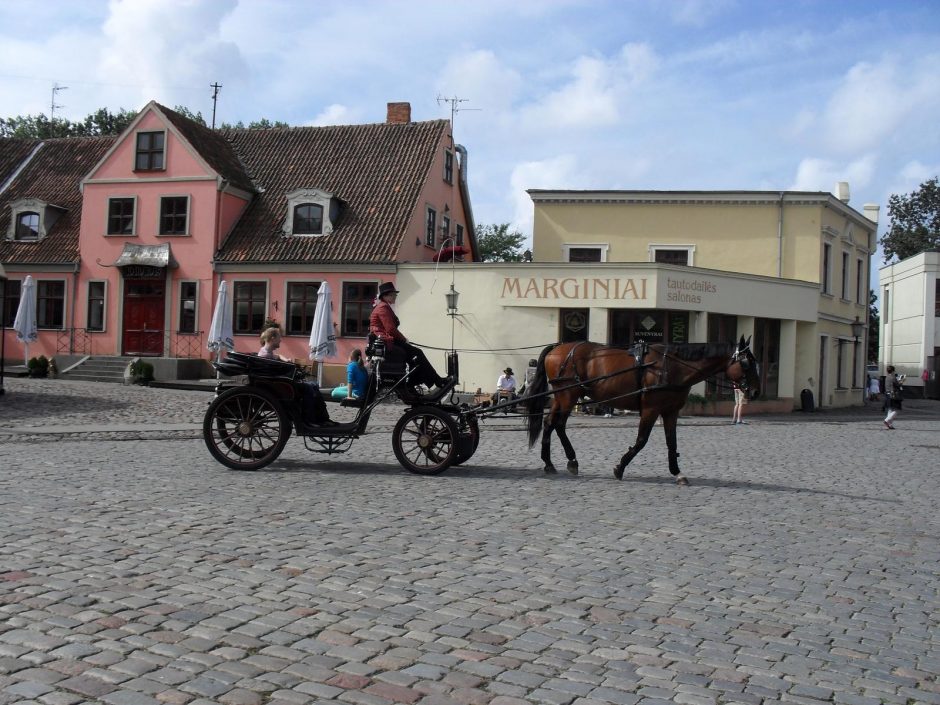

{"left": 258, "top": 327, "right": 334, "bottom": 426}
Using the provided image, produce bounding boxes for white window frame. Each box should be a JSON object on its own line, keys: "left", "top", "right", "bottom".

{"left": 822, "top": 241, "right": 833, "bottom": 296}
{"left": 36, "top": 278, "right": 67, "bottom": 330}
{"left": 283, "top": 188, "right": 336, "bottom": 237}
{"left": 157, "top": 194, "right": 191, "bottom": 236}
{"left": 648, "top": 244, "right": 695, "bottom": 266}
{"left": 86, "top": 280, "right": 108, "bottom": 332}
{"left": 105, "top": 196, "right": 138, "bottom": 237}
{"left": 562, "top": 243, "right": 609, "bottom": 263}
{"left": 177, "top": 280, "right": 199, "bottom": 334}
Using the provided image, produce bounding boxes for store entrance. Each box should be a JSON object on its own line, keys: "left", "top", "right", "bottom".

{"left": 609, "top": 309, "right": 689, "bottom": 347}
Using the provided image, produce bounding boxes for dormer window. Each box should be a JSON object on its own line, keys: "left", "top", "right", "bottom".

{"left": 16, "top": 212, "right": 40, "bottom": 241}
{"left": 293, "top": 204, "right": 324, "bottom": 234}
{"left": 6, "top": 198, "right": 64, "bottom": 242}
{"left": 283, "top": 188, "right": 340, "bottom": 237}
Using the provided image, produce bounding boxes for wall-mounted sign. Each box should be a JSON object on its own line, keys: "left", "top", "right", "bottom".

{"left": 121, "top": 265, "right": 163, "bottom": 279}
{"left": 665, "top": 276, "right": 717, "bottom": 304}
{"left": 502, "top": 277, "right": 648, "bottom": 301}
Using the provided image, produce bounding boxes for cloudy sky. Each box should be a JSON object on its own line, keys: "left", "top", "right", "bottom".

{"left": 1, "top": 0, "right": 938, "bottom": 276}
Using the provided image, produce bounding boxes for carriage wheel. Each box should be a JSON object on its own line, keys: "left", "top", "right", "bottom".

{"left": 452, "top": 415, "right": 480, "bottom": 466}
{"left": 203, "top": 386, "right": 291, "bottom": 471}
{"left": 392, "top": 406, "right": 458, "bottom": 475}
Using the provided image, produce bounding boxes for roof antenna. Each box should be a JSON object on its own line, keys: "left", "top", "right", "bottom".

{"left": 210, "top": 82, "right": 223, "bottom": 129}
{"left": 436, "top": 95, "right": 480, "bottom": 133}
{"left": 50, "top": 83, "right": 68, "bottom": 122}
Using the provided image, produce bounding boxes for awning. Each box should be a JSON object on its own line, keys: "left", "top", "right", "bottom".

{"left": 112, "top": 243, "right": 178, "bottom": 268}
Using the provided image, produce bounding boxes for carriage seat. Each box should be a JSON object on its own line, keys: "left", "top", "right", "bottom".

{"left": 214, "top": 351, "right": 300, "bottom": 380}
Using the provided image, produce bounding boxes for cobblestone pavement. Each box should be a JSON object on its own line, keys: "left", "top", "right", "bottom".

{"left": 1, "top": 378, "right": 939, "bottom": 705}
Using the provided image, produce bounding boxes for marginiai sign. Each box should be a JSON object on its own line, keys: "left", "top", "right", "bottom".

{"left": 501, "top": 277, "right": 649, "bottom": 301}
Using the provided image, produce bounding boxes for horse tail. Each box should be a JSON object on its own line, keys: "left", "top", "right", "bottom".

{"left": 524, "top": 344, "right": 555, "bottom": 448}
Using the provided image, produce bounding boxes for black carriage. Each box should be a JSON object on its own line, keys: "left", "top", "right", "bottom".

{"left": 202, "top": 342, "right": 480, "bottom": 474}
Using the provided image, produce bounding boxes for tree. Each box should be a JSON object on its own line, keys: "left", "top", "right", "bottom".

{"left": 868, "top": 289, "right": 879, "bottom": 362}
{"left": 475, "top": 223, "right": 526, "bottom": 262}
{"left": 880, "top": 177, "right": 940, "bottom": 262}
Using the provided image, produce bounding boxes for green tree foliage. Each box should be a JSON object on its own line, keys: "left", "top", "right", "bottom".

{"left": 0, "top": 108, "right": 137, "bottom": 138}
{"left": 868, "top": 289, "right": 879, "bottom": 362}
{"left": 880, "top": 177, "right": 940, "bottom": 262}
{"left": 475, "top": 223, "right": 527, "bottom": 262}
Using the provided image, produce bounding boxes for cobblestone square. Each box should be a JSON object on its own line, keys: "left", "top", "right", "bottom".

{"left": 1, "top": 378, "right": 938, "bottom": 705}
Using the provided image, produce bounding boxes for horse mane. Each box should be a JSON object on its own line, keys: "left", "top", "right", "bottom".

{"left": 652, "top": 342, "right": 736, "bottom": 361}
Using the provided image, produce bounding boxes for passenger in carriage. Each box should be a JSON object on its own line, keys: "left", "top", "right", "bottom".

{"left": 369, "top": 282, "right": 453, "bottom": 394}
{"left": 258, "top": 327, "right": 334, "bottom": 426}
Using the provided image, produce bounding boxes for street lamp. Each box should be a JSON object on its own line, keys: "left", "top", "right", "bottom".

{"left": 850, "top": 315, "right": 864, "bottom": 342}
{"left": 446, "top": 283, "right": 459, "bottom": 317}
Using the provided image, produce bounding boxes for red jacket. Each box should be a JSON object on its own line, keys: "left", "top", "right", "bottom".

{"left": 369, "top": 301, "right": 407, "bottom": 346}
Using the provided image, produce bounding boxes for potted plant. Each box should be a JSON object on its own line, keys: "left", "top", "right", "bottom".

{"left": 683, "top": 392, "right": 709, "bottom": 415}
{"left": 129, "top": 359, "right": 155, "bottom": 385}
{"left": 27, "top": 355, "right": 49, "bottom": 378}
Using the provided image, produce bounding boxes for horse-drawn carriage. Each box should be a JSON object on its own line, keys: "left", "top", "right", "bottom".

{"left": 202, "top": 337, "right": 760, "bottom": 484}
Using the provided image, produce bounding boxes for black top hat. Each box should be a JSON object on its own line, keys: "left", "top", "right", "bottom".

{"left": 378, "top": 282, "right": 400, "bottom": 298}
{"left": 504, "top": 367, "right": 514, "bottom": 375}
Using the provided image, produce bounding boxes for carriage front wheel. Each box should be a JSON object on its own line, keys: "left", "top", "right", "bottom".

{"left": 203, "top": 385, "right": 291, "bottom": 471}
{"left": 393, "top": 406, "right": 458, "bottom": 475}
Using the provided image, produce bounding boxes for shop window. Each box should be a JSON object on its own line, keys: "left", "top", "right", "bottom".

{"left": 287, "top": 281, "right": 320, "bottom": 335}
{"left": 37, "top": 280, "right": 65, "bottom": 329}
{"left": 706, "top": 314, "right": 738, "bottom": 399}
{"left": 342, "top": 281, "right": 377, "bottom": 336}
{"left": 609, "top": 310, "right": 688, "bottom": 348}
{"left": 87, "top": 281, "right": 106, "bottom": 332}
{"left": 178, "top": 281, "right": 197, "bottom": 334}
{"left": 753, "top": 317, "right": 780, "bottom": 399}
{"left": 234, "top": 281, "right": 267, "bottom": 334}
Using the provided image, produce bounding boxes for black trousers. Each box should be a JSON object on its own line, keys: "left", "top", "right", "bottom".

{"left": 384, "top": 341, "right": 443, "bottom": 388}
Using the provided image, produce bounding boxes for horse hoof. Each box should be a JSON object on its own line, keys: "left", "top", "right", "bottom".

{"left": 544, "top": 465, "right": 557, "bottom": 474}
{"left": 675, "top": 475, "right": 690, "bottom": 486}
{"left": 567, "top": 461, "right": 579, "bottom": 475}
{"left": 613, "top": 467, "right": 624, "bottom": 480}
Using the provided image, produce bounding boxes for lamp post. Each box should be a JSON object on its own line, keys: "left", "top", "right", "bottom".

{"left": 445, "top": 283, "right": 459, "bottom": 352}
{"left": 851, "top": 316, "right": 864, "bottom": 404}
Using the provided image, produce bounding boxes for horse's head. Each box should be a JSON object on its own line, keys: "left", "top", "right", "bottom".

{"left": 727, "top": 335, "right": 760, "bottom": 399}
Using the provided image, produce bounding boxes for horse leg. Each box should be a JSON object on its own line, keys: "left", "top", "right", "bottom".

{"left": 614, "top": 411, "right": 657, "bottom": 480}
{"left": 540, "top": 404, "right": 558, "bottom": 473}
{"left": 662, "top": 410, "right": 688, "bottom": 486}
{"left": 554, "top": 410, "right": 579, "bottom": 474}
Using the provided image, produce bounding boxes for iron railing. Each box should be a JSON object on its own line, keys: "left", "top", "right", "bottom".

{"left": 51, "top": 328, "right": 206, "bottom": 359}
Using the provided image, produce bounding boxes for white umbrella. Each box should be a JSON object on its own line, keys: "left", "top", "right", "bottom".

{"left": 13, "top": 275, "right": 37, "bottom": 365}
{"left": 308, "top": 281, "right": 336, "bottom": 385}
{"left": 206, "top": 280, "right": 234, "bottom": 363}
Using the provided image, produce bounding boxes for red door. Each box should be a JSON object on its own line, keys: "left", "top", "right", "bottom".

{"left": 123, "top": 279, "right": 165, "bottom": 356}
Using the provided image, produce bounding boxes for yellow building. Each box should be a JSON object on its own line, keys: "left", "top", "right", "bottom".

{"left": 396, "top": 186, "right": 878, "bottom": 411}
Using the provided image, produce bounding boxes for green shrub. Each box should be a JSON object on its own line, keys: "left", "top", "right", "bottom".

{"left": 27, "top": 355, "right": 49, "bottom": 377}
{"left": 129, "top": 359, "right": 154, "bottom": 384}
{"left": 686, "top": 392, "right": 706, "bottom": 405}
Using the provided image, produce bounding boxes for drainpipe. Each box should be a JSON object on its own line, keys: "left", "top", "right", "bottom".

{"left": 70, "top": 262, "right": 80, "bottom": 354}
{"left": 777, "top": 192, "right": 785, "bottom": 278}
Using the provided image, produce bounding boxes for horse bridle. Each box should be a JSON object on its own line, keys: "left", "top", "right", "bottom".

{"left": 729, "top": 345, "right": 758, "bottom": 391}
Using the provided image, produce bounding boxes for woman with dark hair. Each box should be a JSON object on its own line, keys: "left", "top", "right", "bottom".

{"left": 369, "top": 282, "right": 452, "bottom": 392}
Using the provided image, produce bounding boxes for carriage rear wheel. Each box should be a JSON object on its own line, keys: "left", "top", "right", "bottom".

{"left": 203, "top": 386, "right": 291, "bottom": 471}
{"left": 392, "top": 406, "right": 458, "bottom": 475}
{"left": 452, "top": 414, "right": 480, "bottom": 466}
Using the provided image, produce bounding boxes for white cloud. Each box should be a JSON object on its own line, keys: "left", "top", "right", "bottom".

{"left": 789, "top": 155, "right": 876, "bottom": 194}
{"left": 509, "top": 156, "right": 583, "bottom": 239}
{"left": 306, "top": 104, "right": 361, "bottom": 127}
{"left": 436, "top": 50, "right": 522, "bottom": 113}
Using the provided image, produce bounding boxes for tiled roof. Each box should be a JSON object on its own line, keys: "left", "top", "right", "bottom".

{"left": 0, "top": 137, "right": 114, "bottom": 265}
{"left": 155, "top": 103, "right": 255, "bottom": 193}
{"left": 0, "top": 138, "right": 40, "bottom": 191}
{"left": 215, "top": 119, "right": 450, "bottom": 264}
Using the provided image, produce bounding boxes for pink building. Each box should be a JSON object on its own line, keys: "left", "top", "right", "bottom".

{"left": 1, "top": 101, "right": 475, "bottom": 379}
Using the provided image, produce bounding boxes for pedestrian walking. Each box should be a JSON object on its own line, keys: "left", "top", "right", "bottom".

{"left": 731, "top": 379, "right": 748, "bottom": 425}
{"left": 883, "top": 365, "right": 903, "bottom": 430}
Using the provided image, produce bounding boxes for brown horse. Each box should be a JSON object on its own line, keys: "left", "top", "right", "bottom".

{"left": 524, "top": 336, "right": 760, "bottom": 484}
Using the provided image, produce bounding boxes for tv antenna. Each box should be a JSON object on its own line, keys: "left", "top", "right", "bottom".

{"left": 210, "top": 82, "right": 222, "bottom": 128}
{"left": 50, "top": 83, "right": 68, "bottom": 121}
{"left": 436, "top": 94, "right": 480, "bottom": 132}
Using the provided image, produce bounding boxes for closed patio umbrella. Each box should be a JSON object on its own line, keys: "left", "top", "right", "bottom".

{"left": 206, "top": 280, "right": 234, "bottom": 363}
{"left": 13, "top": 275, "right": 37, "bottom": 366}
{"left": 308, "top": 281, "right": 336, "bottom": 386}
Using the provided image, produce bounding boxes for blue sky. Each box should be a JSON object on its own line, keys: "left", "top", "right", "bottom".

{"left": 1, "top": 0, "right": 938, "bottom": 285}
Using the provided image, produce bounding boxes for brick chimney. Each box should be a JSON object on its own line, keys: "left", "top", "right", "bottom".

{"left": 387, "top": 102, "right": 411, "bottom": 124}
